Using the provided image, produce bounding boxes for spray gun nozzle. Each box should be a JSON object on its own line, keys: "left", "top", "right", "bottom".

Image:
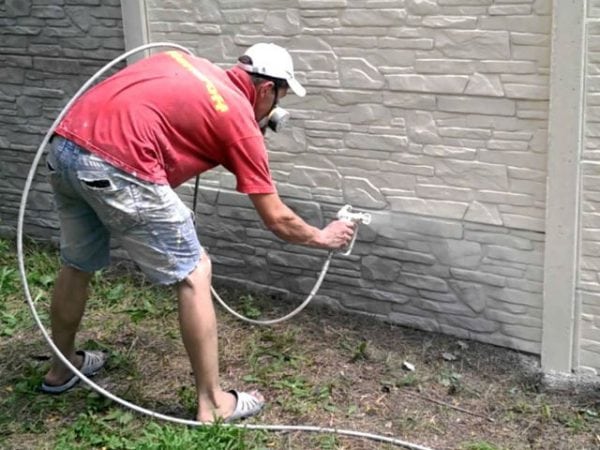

{"left": 337, "top": 204, "right": 372, "bottom": 225}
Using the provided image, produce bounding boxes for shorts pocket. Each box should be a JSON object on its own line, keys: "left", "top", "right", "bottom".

{"left": 77, "top": 170, "right": 142, "bottom": 230}
{"left": 78, "top": 170, "right": 120, "bottom": 192}
{"left": 45, "top": 153, "right": 66, "bottom": 193}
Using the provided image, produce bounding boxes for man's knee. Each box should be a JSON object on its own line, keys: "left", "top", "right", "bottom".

{"left": 178, "top": 254, "right": 211, "bottom": 289}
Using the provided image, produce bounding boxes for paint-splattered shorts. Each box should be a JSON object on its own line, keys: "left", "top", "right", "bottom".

{"left": 46, "top": 136, "right": 202, "bottom": 285}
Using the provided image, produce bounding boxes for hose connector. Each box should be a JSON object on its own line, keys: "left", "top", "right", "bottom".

{"left": 336, "top": 205, "right": 371, "bottom": 255}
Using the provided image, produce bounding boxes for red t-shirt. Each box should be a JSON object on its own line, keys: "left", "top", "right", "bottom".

{"left": 55, "top": 51, "right": 275, "bottom": 193}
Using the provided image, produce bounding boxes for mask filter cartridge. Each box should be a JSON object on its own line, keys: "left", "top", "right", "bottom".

{"left": 260, "top": 106, "right": 290, "bottom": 134}
{"left": 267, "top": 106, "right": 290, "bottom": 132}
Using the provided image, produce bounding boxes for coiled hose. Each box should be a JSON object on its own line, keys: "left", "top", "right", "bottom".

{"left": 16, "top": 42, "right": 435, "bottom": 450}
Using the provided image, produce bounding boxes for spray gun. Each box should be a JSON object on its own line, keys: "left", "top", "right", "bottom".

{"left": 336, "top": 204, "right": 372, "bottom": 256}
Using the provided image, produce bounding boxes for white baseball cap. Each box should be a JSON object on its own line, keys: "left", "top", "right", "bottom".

{"left": 238, "top": 43, "right": 306, "bottom": 97}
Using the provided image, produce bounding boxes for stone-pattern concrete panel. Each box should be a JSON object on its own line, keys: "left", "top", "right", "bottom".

{"left": 0, "top": 0, "right": 125, "bottom": 238}
{"left": 580, "top": 16, "right": 600, "bottom": 372}
{"left": 145, "top": 0, "right": 550, "bottom": 353}
{"left": 184, "top": 184, "right": 544, "bottom": 354}
{"left": 0, "top": 1, "right": 555, "bottom": 363}
{"left": 147, "top": 0, "right": 549, "bottom": 230}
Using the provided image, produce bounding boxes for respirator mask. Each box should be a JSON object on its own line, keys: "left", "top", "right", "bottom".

{"left": 258, "top": 79, "right": 290, "bottom": 135}
{"left": 259, "top": 106, "right": 290, "bottom": 134}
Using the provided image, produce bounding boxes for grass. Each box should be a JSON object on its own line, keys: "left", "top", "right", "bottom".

{"left": 53, "top": 412, "right": 265, "bottom": 450}
{"left": 1, "top": 237, "right": 600, "bottom": 449}
{"left": 0, "top": 239, "right": 268, "bottom": 450}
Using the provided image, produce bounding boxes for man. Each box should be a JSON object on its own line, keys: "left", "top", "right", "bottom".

{"left": 41, "top": 42, "right": 355, "bottom": 423}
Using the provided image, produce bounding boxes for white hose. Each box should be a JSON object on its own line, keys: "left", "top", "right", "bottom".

{"left": 16, "top": 42, "right": 435, "bottom": 450}
{"left": 211, "top": 253, "right": 332, "bottom": 325}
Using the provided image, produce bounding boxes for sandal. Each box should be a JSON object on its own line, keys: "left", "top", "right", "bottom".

{"left": 40, "top": 350, "right": 107, "bottom": 394}
{"left": 225, "top": 390, "right": 265, "bottom": 422}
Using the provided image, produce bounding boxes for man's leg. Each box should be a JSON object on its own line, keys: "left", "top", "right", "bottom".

{"left": 177, "top": 254, "right": 245, "bottom": 422}
{"left": 43, "top": 265, "right": 93, "bottom": 386}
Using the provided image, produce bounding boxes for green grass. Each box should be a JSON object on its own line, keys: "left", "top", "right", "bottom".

{"left": 243, "top": 327, "right": 338, "bottom": 415}
{"left": 54, "top": 411, "right": 267, "bottom": 450}
{"left": 0, "top": 238, "right": 373, "bottom": 449}
{"left": 0, "top": 239, "right": 268, "bottom": 449}
{"left": 2, "top": 237, "right": 600, "bottom": 449}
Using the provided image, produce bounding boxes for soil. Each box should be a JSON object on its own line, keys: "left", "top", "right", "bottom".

{"left": 2, "top": 267, "right": 600, "bottom": 450}
{"left": 208, "top": 290, "right": 600, "bottom": 449}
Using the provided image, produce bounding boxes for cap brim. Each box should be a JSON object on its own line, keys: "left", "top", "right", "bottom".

{"left": 288, "top": 78, "right": 306, "bottom": 97}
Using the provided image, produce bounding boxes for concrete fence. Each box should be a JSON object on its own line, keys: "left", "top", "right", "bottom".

{"left": 1, "top": 0, "right": 599, "bottom": 377}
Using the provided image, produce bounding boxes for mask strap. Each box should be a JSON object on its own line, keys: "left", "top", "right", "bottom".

{"left": 270, "top": 82, "right": 279, "bottom": 112}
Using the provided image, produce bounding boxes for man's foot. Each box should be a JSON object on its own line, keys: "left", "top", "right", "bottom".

{"left": 41, "top": 350, "right": 107, "bottom": 394}
{"left": 196, "top": 390, "right": 264, "bottom": 423}
{"left": 43, "top": 352, "right": 84, "bottom": 387}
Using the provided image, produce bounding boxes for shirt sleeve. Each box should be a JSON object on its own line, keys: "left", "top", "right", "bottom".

{"left": 222, "top": 135, "right": 276, "bottom": 194}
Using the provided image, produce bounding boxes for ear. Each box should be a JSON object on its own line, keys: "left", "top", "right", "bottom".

{"left": 257, "top": 80, "right": 274, "bottom": 99}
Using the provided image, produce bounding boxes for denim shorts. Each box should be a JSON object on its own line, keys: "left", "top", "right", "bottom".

{"left": 46, "top": 136, "right": 202, "bottom": 285}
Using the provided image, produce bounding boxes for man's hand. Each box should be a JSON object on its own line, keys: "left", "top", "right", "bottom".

{"left": 317, "top": 219, "right": 356, "bottom": 250}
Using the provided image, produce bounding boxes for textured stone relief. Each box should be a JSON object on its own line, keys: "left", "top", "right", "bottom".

{"left": 0, "top": 0, "right": 561, "bottom": 362}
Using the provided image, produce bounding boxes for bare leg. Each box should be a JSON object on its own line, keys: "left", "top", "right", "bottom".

{"left": 177, "top": 254, "right": 248, "bottom": 422}
{"left": 43, "top": 265, "right": 93, "bottom": 385}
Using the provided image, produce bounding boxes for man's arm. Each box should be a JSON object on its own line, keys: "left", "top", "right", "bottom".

{"left": 249, "top": 192, "right": 355, "bottom": 250}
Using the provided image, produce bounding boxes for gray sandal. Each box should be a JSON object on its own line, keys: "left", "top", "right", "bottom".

{"left": 40, "top": 350, "right": 107, "bottom": 394}
{"left": 225, "top": 390, "right": 265, "bottom": 422}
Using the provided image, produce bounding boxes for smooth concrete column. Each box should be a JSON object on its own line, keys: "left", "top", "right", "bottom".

{"left": 541, "top": 0, "right": 586, "bottom": 373}
{"left": 120, "top": 0, "right": 149, "bottom": 63}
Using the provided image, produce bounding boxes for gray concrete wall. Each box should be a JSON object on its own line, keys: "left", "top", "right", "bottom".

{"left": 148, "top": 0, "right": 551, "bottom": 356}
{"left": 8, "top": 1, "right": 600, "bottom": 375}
{"left": 0, "top": 0, "right": 125, "bottom": 238}
{"left": 581, "top": 1, "right": 600, "bottom": 373}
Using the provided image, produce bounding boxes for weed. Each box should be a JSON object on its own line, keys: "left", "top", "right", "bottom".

{"left": 396, "top": 373, "right": 419, "bottom": 387}
{"left": 110, "top": 351, "right": 139, "bottom": 377}
{"left": 561, "top": 413, "right": 586, "bottom": 432}
{"left": 510, "top": 400, "right": 534, "bottom": 415}
{"left": 238, "top": 294, "right": 262, "bottom": 319}
{"left": 136, "top": 421, "right": 267, "bottom": 450}
{"left": 0, "top": 238, "right": 9, "bottom": 254}
{"left": 105, "top": 282, "right": 127, "bottom": 304}
{"left": 54, "top": 411, "right": 135, "bottom": 449}
{"left": 0, "top": 310, "right": 21, "bottom": 337}
{"left": 439, "top": 369, "right": 462, "bottom": 395}
{"left": 340, "top": 338, "right": 370, "bottom": 362}
{"left": 24, "top": 245, "right": 60, "bottom": 289}
{"left": 540, "top": 402, "right": 553, "bottom": 421}
{"left": 0, "top": 244, "right": 30, "bottom": 336}
{"left": 461, "top": 441, "right": 502, "bottom": 450}
{"left": 273, "top": 376, "right": 311, "bottom": 398}
{"left": 247, "top": 328, "right": 302, "bottom": 382}
{"left": 351, "top": 340, "right": 369, "bottom": 362}
{"left": 177, "top": 385, "right": 197, "bottom": 415}
{"left": 346, "top": 404, "right": 358, "bottom": 416}
{"left": 312, "top": 433, "right": 339, "bottom": 449}
{"left": 84, "top": 391, "right": 114, "bottom": 413}
{"left": 124, "top": 298, "right": 160, "bottom": 323}
{"left": 0, "top": 266, "right": 18, "bottom": 293}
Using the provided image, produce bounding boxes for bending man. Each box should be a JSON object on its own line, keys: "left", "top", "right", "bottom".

{"left": 41, "top": 43, "right": 354, "bottom": 422}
